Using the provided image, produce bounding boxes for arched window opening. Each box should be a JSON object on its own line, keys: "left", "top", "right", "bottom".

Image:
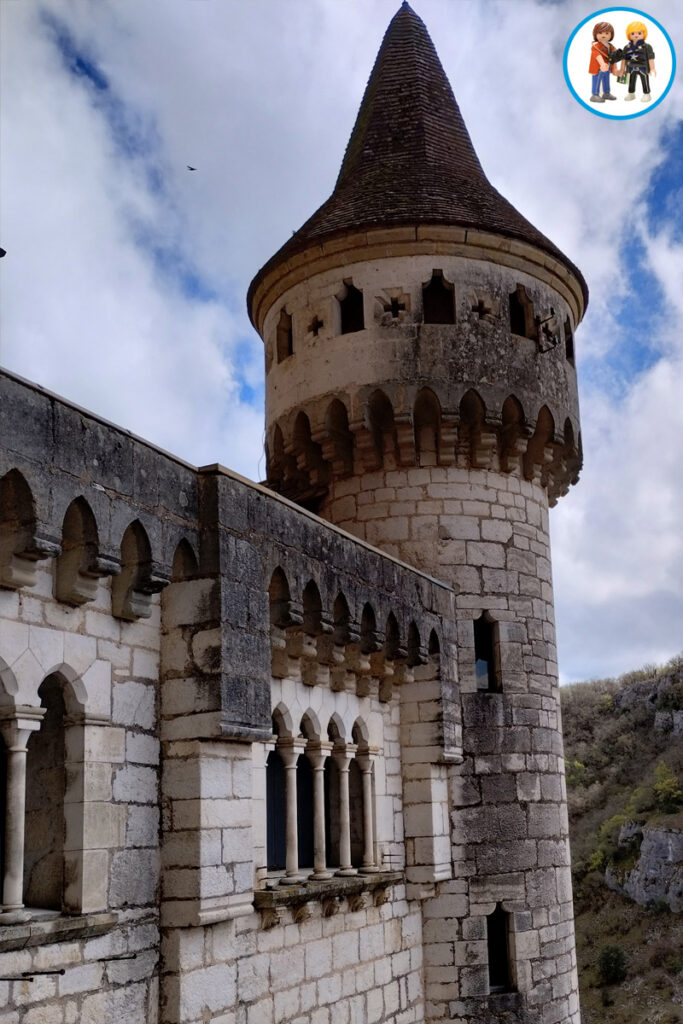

{"left": 422, "top": 270, "right": 455, "bottom": 324}
{"left": 509, "top": 285, "right": 536, "bottom": 340}
{"left": 296, "top": 754, "right": 314, "bottom": 869}
{"left": 276, "top": 309, "right": 293, "bottom": 363}
{"left": 302, "top": 580, "right": 323, "bottom": 636}
{"left": 269, "top": 567, "right": 292, "bottom": 628}
{"left": 325, "top": 400, "right": 354, "bottom": 476}
{"left": 0, "top": 469, "right": 38, "bottom": 589}
{"left": 348, "top": 758, "right": 364, "bottom": 869}
{"left": 487, "top": 905, "right": 515, "bottom": 993}
{"left": 333, "top": 593, "right": 351, "bottom": 646}
{"left": 564, "top": 316, "right": 575, "bottom": 364}
{"left": 385, "top": 613, "right": 401, "bottom": 662}
{"left": 324, "top": 757, "right": 340, "bottom": 868}
{"left": 361, "top": 603, "right": 381, "bottom": 654}
{"left": 407, "top": 622, "right": 423, "bottom": 667}
{"left": 171, "top": 539, "right": 199, "bottom": 583}
{"left": 474, "top": 614, "right": 500, "bottom": 692}
{"left": 339, "top": 282, "right": 364, "bottom": 335}
{"left": 367, "top": 390, "right": 395, "bottom": 464}
{"left": 414, "top": 389, "right": 441, "bottom": 467}
{"left": 428, "top": 629, "right": 440, "bottom": 659}
{"left": 266, "top": 747, "right": 286, "bottom": 871}
{"left": 111, "top": 521, "right": 156, "bottom": 621}
{"left": 55, "top": 498, "right": 100, "bottom": 606}
{"left": 24, "top": 675, "right": 66, "bottom": 911}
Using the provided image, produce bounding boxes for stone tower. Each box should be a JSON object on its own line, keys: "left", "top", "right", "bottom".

{"left": 249, "top": 4, "right": 585, "bottom": 1023}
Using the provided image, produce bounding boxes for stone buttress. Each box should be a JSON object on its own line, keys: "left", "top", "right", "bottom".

{"left": 249, "top": 5, "right": 586, "bottom": 1023}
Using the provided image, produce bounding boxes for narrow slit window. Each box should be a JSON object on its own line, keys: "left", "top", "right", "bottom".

{"left": 487, "top": 905, "right": 514, "bottom": 993}
{"left": 474, "top": 614, "right": 500, "bottom": 692}
{"left": 423, "top": 271, "right": 455, "bottom": 324}
{"left": 339, "top": 284, "right": 364, "bottom": 334}
{"left": 276, "top": 309, "right": 293, "bottom": 362}
{"left": 564, "top": 316, "right": 575, "bottom": 364}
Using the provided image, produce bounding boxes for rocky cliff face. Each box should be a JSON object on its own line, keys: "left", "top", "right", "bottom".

{"left": 606, "top": 824, "right": 683, "bottom": 912}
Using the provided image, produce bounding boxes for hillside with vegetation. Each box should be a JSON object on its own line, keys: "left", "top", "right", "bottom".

{"left": 561, "top": 655, "right": 683, "bottom": 1023}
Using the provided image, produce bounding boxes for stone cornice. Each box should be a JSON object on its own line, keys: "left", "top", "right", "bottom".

{"left": 248, "top": 225, "right": 587, "bottom": 336}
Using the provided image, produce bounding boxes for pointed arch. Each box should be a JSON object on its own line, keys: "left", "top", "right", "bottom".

{"left": 0, "top": 469, "right": 38, "bottom": 587}
{"left": 302, "top": 580, "right": 323, "bottom": 635}
{"left": 333, "top": 592, "right": 351, "bottom": 645}
{"left": 500, "top": 395, "right": 526, "bottom": 471}
{"left": 361, "top": 602, "right": 381, "bottom": 654}
{"left": 524, "top": 405, "right": 555, "bottom": 481}
{"left": 414, "top": 388, "right": 441, "bottom": 466}
{"left": 269, "top": 567, "right": 292, "bottom": 628}
{"left": 300, "top": 709, "right": 322, "bottom": 741}
{"left": 324, "top": 399, "right": 354, "bottom": 475}
{"left": 384, "top": 612, "right": 401, "bottom": 661}
{"left": 171, "top": 539, "right": 199, "bottom": 583}
{"left": 55, "top": 497, "right": 100, "bottom": 605}
{"left": 111, "top": 520, "right": 153, "bottom": 621}
{"left": 327, "top": 713, "right": 345, "bottom": 743}
{"left": 407, "top": 621, "right": 424, "bottom": 667}
{"left": 428, "top": 629, "right": 441, "bottom": 659}
{"left": 367, "top": 389, "right": 395, "bottom": 464}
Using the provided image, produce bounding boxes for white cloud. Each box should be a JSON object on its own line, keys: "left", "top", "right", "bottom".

{"left": 1, "top": 0, "right": 681, "bottom": 680}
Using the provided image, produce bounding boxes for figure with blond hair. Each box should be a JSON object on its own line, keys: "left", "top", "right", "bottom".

{"left": 588, "top": 21, "right": 617, "bottom": 102}
{"left": 618, "top": 21, "right": 656, "bottom": 102}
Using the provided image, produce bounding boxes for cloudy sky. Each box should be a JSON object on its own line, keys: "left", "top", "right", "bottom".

{"left": 1, "top": 0, "right": 681, "bottom": 683}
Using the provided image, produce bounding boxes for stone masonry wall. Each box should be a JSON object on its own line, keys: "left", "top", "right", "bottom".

{"left": 322, "top": 466, "right": 580, "bottom": 1024}
{"left": 0, "top": 565, "right": 161, "bottom": 1024}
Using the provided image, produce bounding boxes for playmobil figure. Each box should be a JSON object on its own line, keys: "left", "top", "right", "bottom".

{"left": 618, "top": 21, "right": 656, "bottom": 102}
{"left": 589, "top": 22, "right": 617, "bottom": 102}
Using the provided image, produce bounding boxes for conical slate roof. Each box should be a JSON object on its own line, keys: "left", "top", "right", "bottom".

{"left": 249, "top": 3, "right": 586, "bottom": 311}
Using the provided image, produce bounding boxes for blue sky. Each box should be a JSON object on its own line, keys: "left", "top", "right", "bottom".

{"left": 1, "top": 0, "right": 681, "bottom": 683}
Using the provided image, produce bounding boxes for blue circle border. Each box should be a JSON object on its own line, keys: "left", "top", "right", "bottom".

{"left": 563, "top": 6, "right": 676, "bottom": 119}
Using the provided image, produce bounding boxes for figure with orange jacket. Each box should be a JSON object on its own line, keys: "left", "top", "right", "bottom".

{"left": 589, "top": 21, "right": 617, "bottom": 103}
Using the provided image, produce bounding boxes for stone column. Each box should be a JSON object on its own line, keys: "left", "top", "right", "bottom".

{"left": 357, "top": 750, "right": 377, "bottom": 873}
{"left": 279, "top": 738, "right": 306, "bottom": 883}
{"left": 0, "top": 708, "right": 45, "bottom": 922}
{"left": 335, "top": 744, "right": 357, "bottom": 877}
{"left": 308, "top": 741, "right": 333, "bottom": 880}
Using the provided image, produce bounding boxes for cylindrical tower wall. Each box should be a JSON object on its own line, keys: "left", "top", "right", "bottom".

{"left": 255, "top": 236, "right": 583, "bottom": 1024}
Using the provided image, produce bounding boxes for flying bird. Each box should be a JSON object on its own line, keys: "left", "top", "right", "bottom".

{"left": 187, "top": 165, "right": 197, "bottom": 171}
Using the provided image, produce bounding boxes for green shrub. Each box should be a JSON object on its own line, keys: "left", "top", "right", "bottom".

{"left": 597, "top": 944, "right": 628, "bottom": 984}
{"left": 654, "top": 761, "right": 683, "bottom": 813}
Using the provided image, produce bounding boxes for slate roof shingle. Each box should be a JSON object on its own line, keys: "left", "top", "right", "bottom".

{"left": 248, "top": 2, "right": 587, "bottom": 315}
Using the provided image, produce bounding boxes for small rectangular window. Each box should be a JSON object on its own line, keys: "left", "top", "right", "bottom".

{"left": 487, "top": 905, "right": 515, "bottom": 993}
{"left": 474, "top": 614, "right": 500, "bottom": 692}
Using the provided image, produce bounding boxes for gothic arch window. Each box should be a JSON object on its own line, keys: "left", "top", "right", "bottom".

{"left": 338, "top": 282, "right": 364, "bottom": 334}
{"left": 422, "top": 270, "right": 455, "bottom": 324}
{"left": 487, "top": 905, "right": 515, "bottom": 993}
{"left": 24, "top": 674, "right": 66, "bottom": 911}
{"left": 55, "top": 497, "right": 100, "bottom": 605}
{"left": 266, "top": 714, "right": 287, "bottom": 871}
{"left": 276, "top": 308, "right": 293, "bottom": 363}
{"left": 348, "top": 757, "right": 364, "bottom": 868}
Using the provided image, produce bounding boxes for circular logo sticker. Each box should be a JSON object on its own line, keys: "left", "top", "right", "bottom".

{"left": 563, "top": 7, "right": 676, "bottom": 118}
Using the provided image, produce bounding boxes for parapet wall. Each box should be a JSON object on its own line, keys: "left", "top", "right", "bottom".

{"left": 0, "top": 368, "right": 458, "bottom": 1024}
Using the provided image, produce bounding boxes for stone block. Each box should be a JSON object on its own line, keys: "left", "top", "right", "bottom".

{"left": 113, "top": 680, "right": 155, "bottom": 730}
